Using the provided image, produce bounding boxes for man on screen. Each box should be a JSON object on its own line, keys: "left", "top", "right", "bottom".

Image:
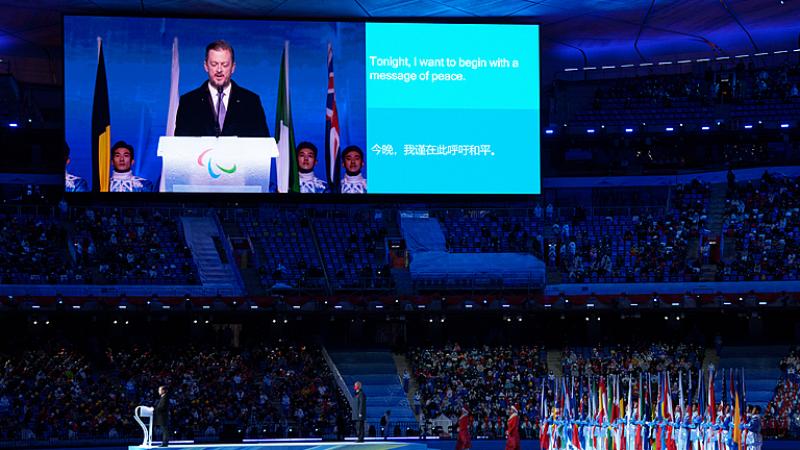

{"left": 340, "top": 145, "right": 367, "bottom": 194}
{"left": 297, "top": 141, "right": 328, "bottom": 194}
{"left": 109, "top": 141, "right": 154, "bottom": 192}
{"left": 64, "top": 143, "right": 88, "bottom": 193}
{"left": 174, "top": 40, "right": 270, "bottom": 138}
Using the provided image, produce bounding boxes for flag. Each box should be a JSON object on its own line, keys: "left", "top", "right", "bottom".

{"left": 165, "top": 37, "right": 180, "bottom": 137}
{"left": 638, "top": 373, "right": 643, "bottom": 420}
{"left": 697, "top": 368, "right": 705, "bottom": 419}
{"left": 678, "top": 371, "right": 685, "bottom": 419}
{"left": 646, "top": 372, "right": 652, "bottom": 420}
{"left": 597, "top": 377, "right": 606, "bottom": 423}
{"left": 733, "top": 389, "right": 741, "bottom": 448}
{"left": 570, "top": 376, "right": 577, "bottom": 419}
{"left": 91, "top": 37, "right": 111, "bottom": 192}
{"left": 612, "top": 375, "right": 620, "bottom": 423}
{"left": 666, "top": 371, "right": 673, "bottom": 420}
{"left": 324, "top": 42, "right": 341, "bottom": 191}
{"left": 275, "top": 40, "right": 298, "bottom": 193}
{"left": 540, "top": 378, "right": 546, "bottom": 420}
{"left": 160, "top": 36, "right": 180, "bottom": 192}
{"left": 722, "top": 368, "right": 728, "bottom": 409}
{"left": 708, "top": 367, "right": 716, "bottom": 420}
{"left": 659, "top": 372, "right": 668, "bottom": 420}
{"left": 740, "top": 367, "right": 746, "bottom": 413}
{"left": 608, "top": 375, "right": 614, "bottom": 424}
{"left": 626, "top": 375, "right": 632, "bottom": 423}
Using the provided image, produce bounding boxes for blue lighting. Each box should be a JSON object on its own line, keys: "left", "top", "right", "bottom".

{"left": 701, "top": 126, "right": 710, "bottom": 131}
{"left": 545, "top": 129, "right": 554, "bottom": 135}
{"left": 8, "top": 123, "right": 17, "bottom": 128}
{"left": 586, "top": 129, "right": 595, "bottom": 134}
{"left": 624, "top": 128, "right": 633, "bottom": 133}
{"left": 744, "top": 125, "right": 753, "bottom": 129}
{"left": 665, "top": 127, "right": 674, "bottom": 132}
{"left": 780, "top": 124, "right": 790, "bottom": 128}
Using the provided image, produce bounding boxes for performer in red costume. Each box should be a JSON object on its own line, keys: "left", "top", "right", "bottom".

{"left": 456, "top": 405, "right": 472, "bottom": 450}
{"left": 505, "top": 404, "right": 521, "bottom": 450}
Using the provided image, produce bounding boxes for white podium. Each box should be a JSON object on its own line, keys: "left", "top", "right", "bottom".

{"left": 157, "top": 136, "right": 278, "bottom": 193}
{"left": 134, "top": 405, "right": 154, "bottom": 446}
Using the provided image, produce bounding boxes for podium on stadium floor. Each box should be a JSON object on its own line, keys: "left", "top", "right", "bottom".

{"left": 133, "top": 405, "right": 154, "bottom": 446}
{"left": 157, "top": 136, "right": 278, "bottom": 193}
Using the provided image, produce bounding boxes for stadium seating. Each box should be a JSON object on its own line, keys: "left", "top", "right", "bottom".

{"left": 407, "top": 344, "right": 547, "bottom": 439}
{"left": 0, "top": 213, "right": 75, "bottom": 284}
{"left": 763, "top": 347, "right": 800, "bottom": 438}
{"left": 0, "top": 341, "right": 346, "bottom": 442}
{"left": 561, "top": 343, "right": 705, "bottom": 377}
{"left": 435, "top": 209, "right": 544, "bottom": 256}
{"left": 71, "top": 208, "right": 199, "bottom": 285}
{"left": 567, "top": 63, "right": 800, "bottom": 129}
{"left": 313, "top": 212, "right": 391, "bottom": 290}
{"left": 721, "top": 173, "right": 800, "bottom": 281}
{"left": 236, "top": 209, "right": 325, "bottom": 290}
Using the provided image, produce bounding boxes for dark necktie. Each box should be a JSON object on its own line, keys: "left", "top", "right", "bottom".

{"left": 217, "top": 89, "right": 226, "bottom": 132}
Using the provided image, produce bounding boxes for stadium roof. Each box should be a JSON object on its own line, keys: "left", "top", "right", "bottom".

{"left": 1, "top": 0, "right": 799, "bottom": 83}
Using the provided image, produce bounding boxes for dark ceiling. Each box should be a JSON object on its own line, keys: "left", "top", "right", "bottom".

{"left": 1, "top": 0, "right": 799, "bottom": 84}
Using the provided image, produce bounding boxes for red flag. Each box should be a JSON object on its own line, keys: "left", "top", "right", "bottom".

{"left": 733, "top": 392, "right": 742, "bottom": 447}
{"left": 708, "top": 368, "right": 716, "bottom": 420}
{"left": 573, "top": 423, "right": 581, "bottom": 449}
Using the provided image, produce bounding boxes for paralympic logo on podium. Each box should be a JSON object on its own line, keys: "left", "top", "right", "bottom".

{"left": 197, "top": 148, "right": 237, "bottom": 179}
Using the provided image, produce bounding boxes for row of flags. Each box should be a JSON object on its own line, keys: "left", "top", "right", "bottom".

{"left": 90, "top": 37, "right": 342, "bottom": 193}
{"left": 540, "top": 368, "right": 747, "bottom": 423}
{"left": 539, "top": 368, "right": 749, "bottom": 450}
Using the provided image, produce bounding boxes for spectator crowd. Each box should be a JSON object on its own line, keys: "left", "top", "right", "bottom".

{"left": 408, "top": 344, "right": 548, "bottom": 439}
{"left": 764, "top": 347, "right": 800, "bottom": 439}
{"left": 0, "top": 340, "right": 347, "bottom": 442}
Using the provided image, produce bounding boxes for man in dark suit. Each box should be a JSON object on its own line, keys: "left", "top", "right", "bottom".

{"left": 174, "top": 40, "right": 269, "bottom": 138}
{"left": 352, "top": 381, "right": 367, "bottom": 442}
{"left": 153, "top": 385, "right": 170, "bottom": 447}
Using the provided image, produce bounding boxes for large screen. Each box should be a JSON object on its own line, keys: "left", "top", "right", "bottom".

{"left": 64, "top": 16, "right": 540, "bottom": 195}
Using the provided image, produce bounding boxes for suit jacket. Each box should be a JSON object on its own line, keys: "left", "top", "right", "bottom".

{"left": 154, "top": 394, "right": 170, "bottom": 426}
{"left": 174, "top": 80, "right": 270, "bottom": 137}
{"left": 352, "top": 389, "right": 367, "bottom": 421}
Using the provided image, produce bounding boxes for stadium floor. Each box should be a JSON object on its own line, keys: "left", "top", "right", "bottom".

{"left": 40, "top": 439, "right": 800, "bottom": 450}
{"left": 128, "top": 442, "right": 428, "bottom": 450}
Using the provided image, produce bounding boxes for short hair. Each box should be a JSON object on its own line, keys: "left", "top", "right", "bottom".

{"left": 112, "top": 140, "right": 135, "bottom": 160}
{"left": 205, "top": 40, "right": 235, "bottom": 63}
{"left": 296, "top": 141, "right": 318, "bottom": 159}
{"left": 159, "top": 385, "right": 168, "bottom": 393}
{"left": 342, "top": 145, "right": 363, "bottom": 160}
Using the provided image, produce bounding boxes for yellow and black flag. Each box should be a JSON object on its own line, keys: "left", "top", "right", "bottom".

{"left": 91, "top": 37, "right": 111, "bottom": 192}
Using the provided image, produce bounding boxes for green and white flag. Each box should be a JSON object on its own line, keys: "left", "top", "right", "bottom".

{"left": 275, "top": 40, "right": 298, "bottom": 193}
